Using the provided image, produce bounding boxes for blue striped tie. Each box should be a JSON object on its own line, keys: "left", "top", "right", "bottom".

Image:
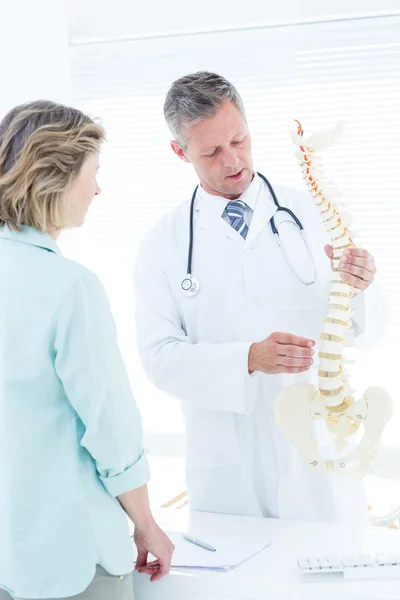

{"left": 226, "top": 200, "right": 249, "bottom": 240}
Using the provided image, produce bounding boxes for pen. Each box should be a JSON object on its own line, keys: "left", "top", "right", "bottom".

{"left": 183, "top": 533, "right": 216, "bottom": 552}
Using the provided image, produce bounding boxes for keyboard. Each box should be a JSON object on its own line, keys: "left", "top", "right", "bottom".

{"left": 298, "top": 553, "right": 400, "bottom": 581}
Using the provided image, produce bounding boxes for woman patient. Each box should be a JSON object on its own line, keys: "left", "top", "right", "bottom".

{"left": 0, "top": 101, "right": 173, "bottom": 600}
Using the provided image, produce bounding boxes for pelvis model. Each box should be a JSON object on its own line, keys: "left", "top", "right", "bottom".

{"left": 274, "top": 120, "right": 393, "bottom": 477}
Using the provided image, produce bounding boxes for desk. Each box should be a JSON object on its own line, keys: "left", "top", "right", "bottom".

{"left": 133, "top": 509, "right": 400, "bottom": 600}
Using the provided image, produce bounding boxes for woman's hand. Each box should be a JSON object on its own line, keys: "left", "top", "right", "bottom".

{"left": 134, "top": 520, "right": 175, "bottom": 582}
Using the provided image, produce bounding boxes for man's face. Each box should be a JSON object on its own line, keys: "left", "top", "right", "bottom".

{"left": 171, "top": 101, "right": 254, "bottom": 200}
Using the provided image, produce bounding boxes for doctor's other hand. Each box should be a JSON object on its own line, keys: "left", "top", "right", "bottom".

{"left": 324, "top": 244, "right": 376, "bottom": 291}
{"left": 248, "top": 332, "right": 315, "bottom": 375}
{"left": 134, "top": 520, "right": 175, "bottom": 582}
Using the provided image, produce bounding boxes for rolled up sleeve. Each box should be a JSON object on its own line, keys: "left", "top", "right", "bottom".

{"left": 99, "top": 451, "right": 150, "bottom": 497}
{"left": 54, "top": 271, "right": 150, "bottom": 497}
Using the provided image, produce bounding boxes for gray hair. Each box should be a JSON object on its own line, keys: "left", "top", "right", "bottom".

{"left": 163, "top": 71, "right": 246, "bottom": 149}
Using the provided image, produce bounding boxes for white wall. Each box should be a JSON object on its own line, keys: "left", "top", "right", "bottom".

{"left": 69, "top": 0, "right": 400, "bottom": 44}
{"left": 0, "top": 0, "right": 71, "bottom": 118}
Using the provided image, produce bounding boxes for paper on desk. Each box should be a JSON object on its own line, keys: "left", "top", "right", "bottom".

{"left": 165, "top": 529, "right": 271, "bottom": 571}
{"left": 131, "top": 510, "right": 271, "bottom": 572}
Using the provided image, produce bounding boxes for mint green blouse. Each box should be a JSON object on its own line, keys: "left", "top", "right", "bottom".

{"left": 0, "top": 226, "right": 150, "bottom": 598}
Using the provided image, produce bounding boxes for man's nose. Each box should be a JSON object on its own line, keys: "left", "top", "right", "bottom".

{"left": 221, "top": 147, "right": 239, "bottom": 169}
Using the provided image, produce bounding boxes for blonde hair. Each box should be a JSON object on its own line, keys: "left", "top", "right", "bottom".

{"left": 0, "top": 100, "right": 105, "bottom": 232}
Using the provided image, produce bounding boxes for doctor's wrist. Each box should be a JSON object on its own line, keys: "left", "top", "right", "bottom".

{"left": 248, "top": 343, "right": 259, "bottom": 374}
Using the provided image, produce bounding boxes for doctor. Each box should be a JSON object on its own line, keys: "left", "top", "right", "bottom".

{"left": 134, "top": 71, "right": 382, "bottom": 524}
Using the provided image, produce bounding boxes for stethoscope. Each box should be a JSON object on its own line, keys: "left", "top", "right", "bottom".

{"left": 181, "top": 172, "right": 317, "bottom": 297}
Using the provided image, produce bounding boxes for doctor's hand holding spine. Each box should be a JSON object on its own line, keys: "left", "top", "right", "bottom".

{"left": 324, "top": 244, "right": 377, "bottom": 291}
{"left": 249, "top": 238, "right": 378, "bottom": 375}
{"left": 248, "top": 242, "right": 378, "bottom": 376}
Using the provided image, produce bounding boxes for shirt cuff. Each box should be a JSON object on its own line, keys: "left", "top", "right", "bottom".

{"left": 100, "top": 452, "right": 151, "bottom": 497}
{"left": 241, "top": 342, "right": 260, "bottom": 415}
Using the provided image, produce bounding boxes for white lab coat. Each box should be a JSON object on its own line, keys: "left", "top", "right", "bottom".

{"left": 134, "top": 174, "right": 386, "bottom": 525}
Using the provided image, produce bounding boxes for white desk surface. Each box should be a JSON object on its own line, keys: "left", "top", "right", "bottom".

{"left": 133, "top": 509, "right": 400, "bottom": 600}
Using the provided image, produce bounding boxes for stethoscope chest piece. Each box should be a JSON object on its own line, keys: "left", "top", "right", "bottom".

{"left": 181, "top": 274, "right": 200, "bottom": 297}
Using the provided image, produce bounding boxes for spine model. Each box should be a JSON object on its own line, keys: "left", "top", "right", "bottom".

{"left": 295, "top": 119, "right": 355, "bottom": 416}
{"left": 274, "top": 120, "right": 393, "bottom": 476}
